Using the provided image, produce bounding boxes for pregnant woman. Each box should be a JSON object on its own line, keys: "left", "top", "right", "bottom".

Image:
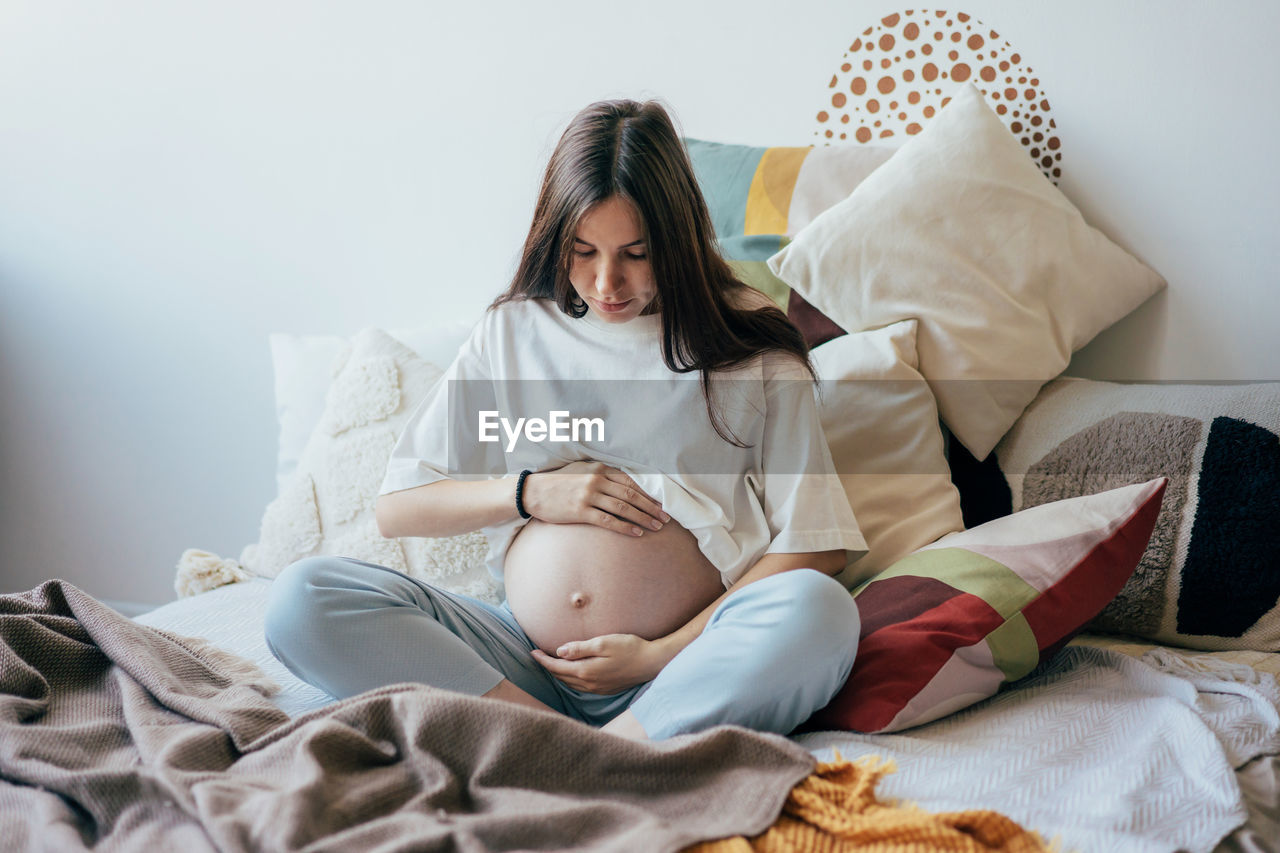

{"left": 264, "top": 99, "right": 867, "bottom": 741}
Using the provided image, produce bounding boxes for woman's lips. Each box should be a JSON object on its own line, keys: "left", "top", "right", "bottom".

{"left": 592, "top": 298, "right": 633, "bottom": 314}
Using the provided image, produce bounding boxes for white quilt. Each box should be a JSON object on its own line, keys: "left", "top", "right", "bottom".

{"left": 137, "top": 582, "right": 1280, "bottom": 852}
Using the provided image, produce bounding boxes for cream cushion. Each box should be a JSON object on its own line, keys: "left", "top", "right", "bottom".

{"left": 767, "top": 82, "right": 1166, "bottom": 460}
{"left": 242, "top": 328, "right": 497, "bottom": 603}
{"left": 811, "top": 320, "right": 964, "bottom": 587}
{"left": 270, "top": 321, "right": 476, "bottom": 493}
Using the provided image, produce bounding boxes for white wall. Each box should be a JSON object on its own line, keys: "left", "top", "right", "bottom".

{"left": 2, "top": 0, "right": 1277, "bottom": 607}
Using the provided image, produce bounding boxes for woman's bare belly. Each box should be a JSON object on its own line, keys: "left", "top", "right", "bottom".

{"left": 502, "top": 516, "right": 725, "bottom": 655}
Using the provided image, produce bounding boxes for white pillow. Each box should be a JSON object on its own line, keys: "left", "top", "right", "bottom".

{"left": 811, "top": 320, "right": 964, "bottom": 587}
{"left": 271, "top": 320, "right": 476, "bottom": 493}
{"left": 270, "top": 333, "right": 347, "bottom": 495}
{"left": 767, "top": 83, "right": 1166, "bottom": 460}
{"left": 244, "top": 327, "right": 498, "bottom": 603}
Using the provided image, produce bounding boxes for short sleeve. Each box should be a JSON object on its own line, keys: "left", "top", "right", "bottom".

{"left": 758, "top": 354, "right": 868, "bottom": 561}
{"left": 378, "top": 316, "right": 505, "bottom": 495}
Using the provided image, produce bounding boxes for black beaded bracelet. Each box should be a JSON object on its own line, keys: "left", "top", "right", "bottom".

{"left": 514, "top": 469, "right": 533, "bottom": 519}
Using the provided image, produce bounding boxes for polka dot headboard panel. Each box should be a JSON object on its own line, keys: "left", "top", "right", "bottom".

{"left": 815, "top": 9, "right": 1062, "bottom": 183}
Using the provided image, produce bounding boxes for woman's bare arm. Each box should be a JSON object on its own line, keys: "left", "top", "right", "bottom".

{"left": 375, "top": 479, "right": 519, "bottom": 539}
{"left": 651, "top": 549, "right": 846, "bottom": 660}
{"left": 375, "top": 462, "right": 669, "bottom": 539}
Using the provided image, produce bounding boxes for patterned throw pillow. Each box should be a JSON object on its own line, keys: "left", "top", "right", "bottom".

{"left": 985, "top": 377, "right": 1280, "bottom": 650}
{"left": 683, "top": 136, "right": 893, "bottom": 345}
{"left": 801, "top": 478, "right": 1167, "bottom": 734}
{"left": 240, "top": 328, "right": 499, "bottom": 603}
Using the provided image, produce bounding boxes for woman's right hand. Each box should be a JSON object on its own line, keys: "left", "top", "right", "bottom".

{"left": 521, "top": 461, "right": 670, "bottom": 536}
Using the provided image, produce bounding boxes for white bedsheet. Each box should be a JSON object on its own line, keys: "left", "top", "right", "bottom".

{"left": 136, "top": 581, "right": 1280, "bottom": 852}
{"left": 800, "top": 646, "right": 1280, "bottom": 853}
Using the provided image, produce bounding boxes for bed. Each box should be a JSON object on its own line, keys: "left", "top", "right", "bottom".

{"left": 119, "top": 577, "right": 1280, "bottom": 852}
{"left": 6, "top": 40, "right": 1280, "bottom": 853}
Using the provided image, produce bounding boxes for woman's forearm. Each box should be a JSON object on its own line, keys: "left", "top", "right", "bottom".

{"left": 375, "top": 478, "right": 520, "bottom": 539}
{"left": 654, "top": 550, "right": 847, "bottom": 664}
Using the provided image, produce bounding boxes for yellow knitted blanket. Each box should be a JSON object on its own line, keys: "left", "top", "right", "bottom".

{"left": 686, "top": 753, "right": 1051, "bottom": 853}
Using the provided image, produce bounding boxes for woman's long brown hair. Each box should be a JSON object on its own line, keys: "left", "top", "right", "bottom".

{"left": 491, "top": 98, "right": 815, "bottom": 446}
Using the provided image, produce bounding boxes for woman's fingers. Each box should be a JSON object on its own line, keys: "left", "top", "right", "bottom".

{"left": 587, "top": 506, "right": 648, "bottom": 537}
{"left": 523, "top": 462, "right": 671, "bottom": 534}
{"left": 530, "top": 649, "right": 591, "bottom": 689}
{"left": 529, "top": 641, "right": 645, "bottom": 694}
{"left": 591, "top": 491, "right": 659, "bottom": 533}
{"left": 530, "top": 648, "right": 571, "bottom": 673}
{"left": 600, "top": 472, "right": 669, "bottom": 522}
{"left": 600, "top": 467, "right": 659, "bottom": 504}
{"left": 589, "top": 472, "right": 668, "bottom": 534}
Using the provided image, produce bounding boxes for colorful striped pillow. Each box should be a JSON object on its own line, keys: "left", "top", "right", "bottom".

{"left": 683, "top": 137, "right": 893, "bottom": 345}
{"left": 801, "top": 478, "right": 1167, "bottom": 734}
{"left": 989, "top": 378, "right": 1280, "bottom": 650}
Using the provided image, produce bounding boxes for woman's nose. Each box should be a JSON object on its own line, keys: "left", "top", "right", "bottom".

{"left": 595, "top": 257, "right": 623, "bottom": 295}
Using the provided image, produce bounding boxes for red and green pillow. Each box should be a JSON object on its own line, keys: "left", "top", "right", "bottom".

{"left": 801, "top": 478, "right": 1167, "bottom": 734}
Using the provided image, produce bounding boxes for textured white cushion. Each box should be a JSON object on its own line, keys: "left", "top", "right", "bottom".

{"left": 767, "top": 82, "right": 1166, "bottom": 460}
{"left": 270, "top": 332, "right": 347, "bottom": 495}
{"left": 271, "top": 321, "right": 476, "bottom": 493}
{"left": 243, "top": 328, "right": 498, "bottom": 603}
{"left": 811, "top": 320, "right": 964, "bottom": 587}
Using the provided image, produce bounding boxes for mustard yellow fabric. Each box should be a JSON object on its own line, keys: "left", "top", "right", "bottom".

{"left": 686, "top": 754, "right": 1051, "bottom": 853}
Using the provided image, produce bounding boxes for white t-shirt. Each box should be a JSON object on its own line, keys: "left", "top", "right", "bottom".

{"left": 380, "top": 297, "right": 866, "bottom": 593}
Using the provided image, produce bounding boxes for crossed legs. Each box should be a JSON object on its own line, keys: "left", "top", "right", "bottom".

{"left": 264, "top": 557, "right": 859, "bottom": 740}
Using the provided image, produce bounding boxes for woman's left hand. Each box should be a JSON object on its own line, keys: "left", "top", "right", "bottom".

{"left": 530, "top": 634, "right": 675, "bottom": 694}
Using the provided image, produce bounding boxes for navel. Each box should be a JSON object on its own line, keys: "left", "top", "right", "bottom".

{"left": 570, "top": 591, "right": 590, "bottom": 609}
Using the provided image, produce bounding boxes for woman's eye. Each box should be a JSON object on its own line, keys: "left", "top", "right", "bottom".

{"left": 572, "top": 249, "right": 646, "bottom": 260}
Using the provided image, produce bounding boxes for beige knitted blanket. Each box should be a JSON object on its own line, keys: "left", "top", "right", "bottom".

{"left": 0, "top": 580, "right": 815, "bottom": 852}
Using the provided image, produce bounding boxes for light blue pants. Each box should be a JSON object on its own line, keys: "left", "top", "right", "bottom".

{"left": 263, "top": 556, "right": 860, "bottom": 740}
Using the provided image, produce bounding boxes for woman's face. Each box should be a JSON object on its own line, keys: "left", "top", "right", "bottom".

{"left": 568, "top": 195, "right": 658, "bottom": 324}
